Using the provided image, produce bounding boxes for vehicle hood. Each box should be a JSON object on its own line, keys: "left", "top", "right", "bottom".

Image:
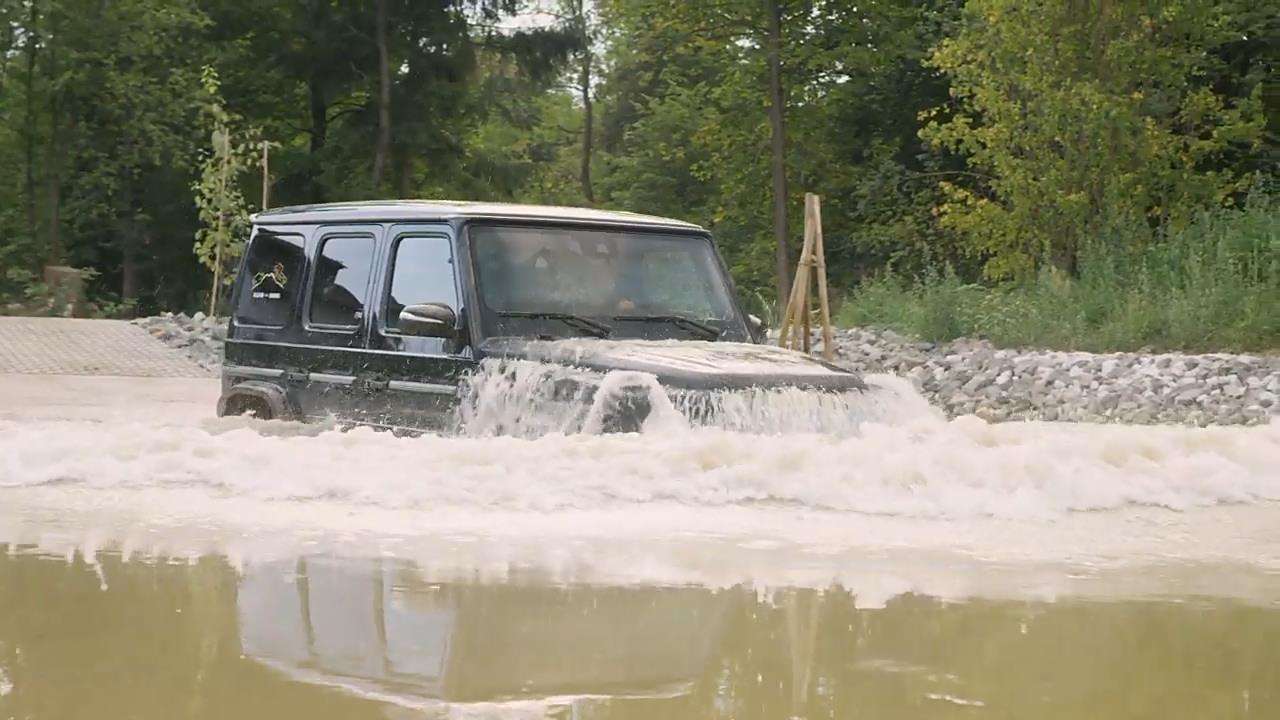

{"left": 478, "top": 337, "right": 865, "bottom": 392}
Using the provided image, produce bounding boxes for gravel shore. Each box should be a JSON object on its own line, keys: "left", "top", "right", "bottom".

{"left": 135, "top": 313, "right": 1280, "bottom": 426}
{"left": 132, "top": 312, "right": 226, "bottom": 372}
{"left": 820, "top": 327, "right": 1279, "bottom": 426}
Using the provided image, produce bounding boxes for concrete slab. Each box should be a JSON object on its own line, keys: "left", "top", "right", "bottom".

{"left": 0, "top": 317, "right": 211, "bottom": 378}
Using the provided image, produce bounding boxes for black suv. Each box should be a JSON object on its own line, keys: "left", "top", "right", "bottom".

{"left": 218, "top": 201, "right": 863, "bottom": 432}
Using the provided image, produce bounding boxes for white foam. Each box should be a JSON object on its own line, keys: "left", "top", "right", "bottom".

{"left": 925, "top": 693, "right": 986, "bottom": 708}
{"left": 2, "top": 370, "right": 1279, "bottom": 600}
{"left": 2, "top": 414, "right": 1279, "bottom": 573}
{"left": 5, "top": 411, "right": 1273, "bottom": 518}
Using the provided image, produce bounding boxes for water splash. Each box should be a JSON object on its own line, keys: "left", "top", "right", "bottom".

{"left": 670, "top": 374, "right": 936, "bottom": 435}
{"left": 457, "top": 358, "right": 936, "bottom": 438}
{"left": 582, "top": 371, "right": 688, "bottom": 434}
{"left": 457, "top": 360, "right": 598, "bottom": 437}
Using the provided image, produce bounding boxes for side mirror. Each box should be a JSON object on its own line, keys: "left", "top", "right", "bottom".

{"left": 747, "top": 313, "right": 766, "bottom": 342}
{"left": 399, "top": 303, "right": 457, "bottom": 338}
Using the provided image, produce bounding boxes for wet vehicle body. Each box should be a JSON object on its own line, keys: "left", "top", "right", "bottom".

{"left": 217, "top": 201, "right": 864, "bottom": 432}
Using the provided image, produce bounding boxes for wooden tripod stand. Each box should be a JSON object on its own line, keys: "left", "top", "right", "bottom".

{"left": 778, "top": 193, "right": 834, "bottom": 360}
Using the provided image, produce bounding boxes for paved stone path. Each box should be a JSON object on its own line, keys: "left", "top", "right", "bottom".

{"left": 0, "top": 317, "right": 212, "bottom": 378}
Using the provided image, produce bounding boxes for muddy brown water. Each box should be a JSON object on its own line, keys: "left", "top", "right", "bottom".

{"left": 1, "top": 551, "right": 1276, "bottom": 719}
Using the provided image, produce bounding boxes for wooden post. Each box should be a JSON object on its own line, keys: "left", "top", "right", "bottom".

{"left": 802, "top": 274, "right": 812, "bottom": 352}
{"left": 799, "top": 201, "right": 816, "bottom": 353}
{"left": 208, "top": 132, "right": 231, "bottom": 317}
{"left": 778, "top": 211, "right": 815, "bottom": 348}
{"left": 261, "top": 140, "right": 270, "bottom": 210}
{"left": 778, "top": 193, "right": 833, "bottom": 359}
{"left": 809, "top": 194, "right": 834, "bottom": 360}
{"left": 783, "top": 589, "right": 822, "bottom": 716}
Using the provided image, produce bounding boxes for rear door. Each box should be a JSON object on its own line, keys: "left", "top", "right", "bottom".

{"left": 224, "top": 227, "right": 309, "bottom": 408}
{"left": 362, "top": 225, "right": 474, "bottom": 431}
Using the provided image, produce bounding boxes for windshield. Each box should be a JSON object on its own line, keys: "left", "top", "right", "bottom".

{"left": 470, "top": 224, "right": 747, "bottom": 341}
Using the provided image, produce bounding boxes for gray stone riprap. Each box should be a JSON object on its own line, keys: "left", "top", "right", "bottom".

{"left": 131, "top": 312, "right": 227, "bottom": 372}
{"left": 816, "top": 327, "right": 1279, "bottom": 426}
{"left": 132, "top": 313, "right": 1279, "bottom": 426}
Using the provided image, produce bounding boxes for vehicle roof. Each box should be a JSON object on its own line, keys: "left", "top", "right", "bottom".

{"left": 253, "top": 200, "right": 704, "bottom": 230}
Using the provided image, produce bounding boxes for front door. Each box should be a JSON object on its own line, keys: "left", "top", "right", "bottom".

{"left": 362, "top": 228, "right": 474, "bottom": 431}
{"left": 293, "top": 226, "right": 381, "bottom": 420}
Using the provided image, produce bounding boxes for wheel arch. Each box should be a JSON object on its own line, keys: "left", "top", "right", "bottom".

{"left": 217, "top": 380, "right": 296, "bottom": 421}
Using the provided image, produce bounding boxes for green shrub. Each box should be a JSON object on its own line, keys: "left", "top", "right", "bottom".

{"left": 836, "top": 195, "right": 1280, "bottom": 352}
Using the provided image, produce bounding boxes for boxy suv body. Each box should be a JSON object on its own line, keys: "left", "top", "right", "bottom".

{"left": 218, "top": 201, "right": 863, "bottom": 432}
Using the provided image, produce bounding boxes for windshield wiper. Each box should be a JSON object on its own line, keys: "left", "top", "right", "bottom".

{"left": 497, "top": 311, "right": 613, "bottom": 339}
{"left": 613, "top": 314, "right": 722, "bottom": 340}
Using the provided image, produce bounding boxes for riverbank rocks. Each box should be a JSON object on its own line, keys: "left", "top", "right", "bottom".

{"left": 133, "top": 313, "right": 1279, "bottom": 426}
{"left": 817, "top": 327, "right": 1279, "bottom": 426}
{"left": 131, "top": 312, "right": 225, "bottom": 372}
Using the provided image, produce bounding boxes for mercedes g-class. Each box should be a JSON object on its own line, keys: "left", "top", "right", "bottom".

{"left": 217, "top": 201, "right": 864, "bottom": 432}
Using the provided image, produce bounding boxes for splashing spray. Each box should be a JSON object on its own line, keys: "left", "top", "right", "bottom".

{"left": 458, "top": 359, "right": 937, "bottom": 437}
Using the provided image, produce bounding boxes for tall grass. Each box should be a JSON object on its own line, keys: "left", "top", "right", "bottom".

{"left": 836, "top": 196, "right": 1279, "bottom": 352}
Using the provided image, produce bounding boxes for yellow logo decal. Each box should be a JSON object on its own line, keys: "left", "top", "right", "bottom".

{"left": 252, "top": 262, "right": 289, "bottom": 291}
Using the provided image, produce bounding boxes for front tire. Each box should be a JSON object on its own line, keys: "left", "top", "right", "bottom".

{"left": 225, "top": 394, "right": 273, "bottom": 420}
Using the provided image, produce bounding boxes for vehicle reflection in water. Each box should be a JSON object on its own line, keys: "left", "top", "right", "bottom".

{"left": 238, "top": 556, "right": 732, "bottom": 711}
{"left": 1, "top": 550, "right": 1278, "bottom": 719}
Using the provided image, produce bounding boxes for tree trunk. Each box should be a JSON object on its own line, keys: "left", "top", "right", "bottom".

{"left": 45, "top": 10, "right": 61, "bottom": 265}
{"left": 579, "top": 46, "right": 594, "bottom": 204}
{"left": 396, "top": 144, "right": 412, "bottom": 197}
{"left": 764, "top": 0, "right": 790, "bottom": 312}
{"left": 47, "top": 166, "right": 60, "bottom": 264}
{"left": 308, "top": 72, "right": 327, "bottom": 202}
{"left": 0, "top": 7, "right": 13, "bottom": 95}
{"left": 121, "top": 240, "right": 139, "bottom": 305}
{"left": 23, "top": 0, "right": 39, "bottom": 243}
{"left": 372, "top": 0, "right": 392, "bottom": 189}
{"left": 46, "top": 109, "right": 61, "bottom": 265}
{"left": 119, "top": 183, "right": 141, "bottom": 304}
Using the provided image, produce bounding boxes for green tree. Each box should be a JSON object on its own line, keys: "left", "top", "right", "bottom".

{"left": 192, "top": 66, "right": 261, "bottom": 315}
{"left": 590, "top": 0, "right": 802, "bottom": 306}
{"left": 921, "top": 0, "right": 1270, "bottom": 279}
{"left": 594, "top": 0, "right": 959, "bottom": 297}
{"left": 47, "top": 0, "right": 209, "bottom": 307}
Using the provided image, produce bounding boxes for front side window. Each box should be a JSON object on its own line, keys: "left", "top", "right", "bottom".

{"left": 309, "top": 235, "right": 375, "bottom": 328}
{"left": 385, "top": 235, "right": 459, "bottom": 332}
{"left": 470, "top": 225, "right": 744, "bottom": 341}
{"left": 234, "top": 231, "right": 305, "bottom": 328}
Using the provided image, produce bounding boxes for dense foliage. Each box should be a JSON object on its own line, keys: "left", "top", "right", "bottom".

{"left": 0, "top": 0, "right": 1276, "bottom": 348}
{"left": 923, "top": 0, "right": 1272, "bottom": 280}
{"left": 838, "top": 191, "right": 1279, "bottom": 352}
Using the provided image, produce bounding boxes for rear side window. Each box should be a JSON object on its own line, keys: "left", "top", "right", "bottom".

{"left": 234, "top": 231, "right": 305, "bottom": 328}
{"left": 309, "top": 235, "right": 376, "bottom": 328}
{"left": 385, "top": 235, "right": 458, "bottom": 332}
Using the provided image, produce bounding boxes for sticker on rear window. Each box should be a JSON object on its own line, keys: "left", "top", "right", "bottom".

{"left": 252, "top": 262, "right": 289, "bottom": 299}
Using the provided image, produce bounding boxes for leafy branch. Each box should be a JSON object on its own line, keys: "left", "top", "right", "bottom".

{"left": 192, "top": 65, "right": 263, "bottom": 315}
